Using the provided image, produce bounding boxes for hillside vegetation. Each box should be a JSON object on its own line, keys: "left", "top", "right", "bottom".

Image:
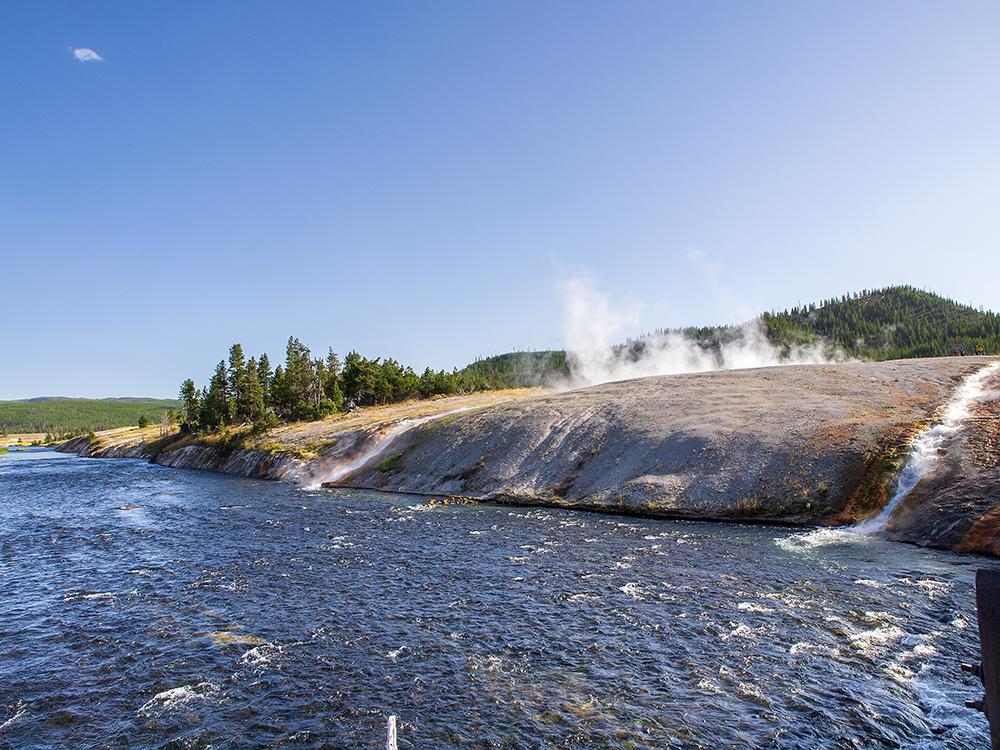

{"left": 458, "top": 351, "right": 569, "bottom": 389}
{"left": 16, "top": 287, "right": 994, "bottom": 436}
{"left": 0, "top": 398, "right": 181, "bottom": 435}
{"left": 474, "top": 287, "right": 999, "bottom": 387}
{"left": 762, "top": 286, "right": 999, "bottom": 359}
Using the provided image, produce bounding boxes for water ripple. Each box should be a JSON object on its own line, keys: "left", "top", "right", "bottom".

{"left": 0, "top": 450, "right": 990, "bottom": 748}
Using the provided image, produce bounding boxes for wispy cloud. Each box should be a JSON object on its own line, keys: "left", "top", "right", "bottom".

{"left": 684, "top": 245, "right": 755, "bottom": 323}
{"left": 71, "top": 48, "right": 103, "bottom": 62}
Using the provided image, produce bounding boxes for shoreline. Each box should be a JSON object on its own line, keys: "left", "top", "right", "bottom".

{"left": 57, "top": 358, "right": 1000, "bottom": 557}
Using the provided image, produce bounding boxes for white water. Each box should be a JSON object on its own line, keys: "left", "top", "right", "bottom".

{"left": 856, "top": 361, "right": 999, "bottom": 533}
{"left": 301, "top": 407, "right": 475, "bottom": 490}
{"left": 778, "top": 362, "right": 999, "bottom": 553}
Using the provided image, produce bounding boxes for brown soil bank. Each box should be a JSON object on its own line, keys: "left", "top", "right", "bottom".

{"left": 335, "top": 358, "right": 1000, "bottom": 555}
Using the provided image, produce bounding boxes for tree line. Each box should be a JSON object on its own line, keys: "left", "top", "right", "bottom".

{"left": 179, "top": 337, "right": 505, "bottom": 432}
{"left": 556, "top": 285, "right": 998, "bottom": 368}
{"left": 458, "top": 351, "right": 569, "bottom": 389}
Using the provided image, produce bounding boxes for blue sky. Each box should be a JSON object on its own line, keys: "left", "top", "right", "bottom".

{"left": 3, "top": 1, "right": 999, "bottom": 399}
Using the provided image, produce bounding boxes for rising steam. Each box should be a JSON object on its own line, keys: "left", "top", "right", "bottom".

{"left": 559, "top": 275, "right": 840, "bottom": 388}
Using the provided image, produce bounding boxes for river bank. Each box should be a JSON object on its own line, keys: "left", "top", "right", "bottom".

{"left": 58, "top": 358, "right": 1000, "bottom": 556}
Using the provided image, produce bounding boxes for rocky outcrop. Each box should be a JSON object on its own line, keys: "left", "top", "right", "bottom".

{"left": 57, "top": 434, "right": 149, "bottom": 459}
{"left": 887, "top": 380, "right": 1000, "bottom": 554}
{"left": 150, "top": 445, "right": 304, "bottom": 479}
{"left": 57, "top": 429, "right": 304, "bottom": 479}
{"left": 333, "top": 359, "right": 1000, "bottom": 557}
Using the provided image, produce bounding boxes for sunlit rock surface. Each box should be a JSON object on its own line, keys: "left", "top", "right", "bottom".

{"left": 343, "top": 361, "right": 986, "bottom": 529}
{"left": 886, "top": 369, "right": 1000, "bottom": 555}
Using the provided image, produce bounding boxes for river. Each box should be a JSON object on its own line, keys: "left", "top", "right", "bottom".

{"left": 0, "top": 449, "right": 993, "bottom": 748}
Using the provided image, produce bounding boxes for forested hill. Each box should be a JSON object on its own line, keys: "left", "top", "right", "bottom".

{"left": 761, "top": 286, "right": 1000, "bottom": 360}
{"left": 457, "top": 351, "right": 569, "bottom": 390}
{"left": 0, "top": 398, "right": 180, "bottom": 435}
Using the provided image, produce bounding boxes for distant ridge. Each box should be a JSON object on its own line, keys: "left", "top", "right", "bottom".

{"left": 0, "top": 398, "right": 181, "bottom": 434}
{"left": 458, "top": 351, "right": 569, "bottom": 390}
{"left": 17, "top": 396, "right": 173, "bottom": 403}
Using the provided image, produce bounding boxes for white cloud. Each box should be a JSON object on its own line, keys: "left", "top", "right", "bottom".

{"left": 72, "top": 48, "right": 103, "bottom": 62}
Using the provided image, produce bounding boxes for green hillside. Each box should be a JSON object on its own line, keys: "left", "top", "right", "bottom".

{"left": 762, "top": 286, "right": 999, "bottom": 359}
{"left": 458, "top": 351, "right": 569, "bottom": 390}
{"left": 0, "top": 398, "right": 181, "bottom": 435}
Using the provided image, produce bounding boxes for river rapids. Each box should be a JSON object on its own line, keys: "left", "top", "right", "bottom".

{"left": 0, "top": 449, "right": 992, "bottom": 748}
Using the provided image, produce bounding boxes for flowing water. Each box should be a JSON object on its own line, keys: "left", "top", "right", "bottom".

{"left": 858, "top": 362, "right": 1000, "bottom": 534}
{"left": 1, "top": 450, "right": 994, "bottom": 749}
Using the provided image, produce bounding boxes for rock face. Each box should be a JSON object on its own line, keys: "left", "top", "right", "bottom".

{"left": 58, "top": 434, "right": 149, "bottom": 459}
{"left": 342, "top": 360, "right": 984, "bottom": 526}
{"left": 57, "top": 431, "right": 304, "bottom": 479}
{"left": 57, "top": 358, "right": 1000, "bottom": 556}
{"left": 150, "top": 445, "right": 304, "bottom": 479}
{"left": 886, "top": 367, "right": 1000, "bottom": 554}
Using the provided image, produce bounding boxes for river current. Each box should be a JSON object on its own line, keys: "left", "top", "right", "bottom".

{"left": 0, "top": 450, "right": 993, "bottom": 749}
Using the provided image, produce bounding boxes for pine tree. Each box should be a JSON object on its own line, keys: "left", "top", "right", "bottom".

{"left": 180, "top": 379, "right": 200, "bottom": 426}
{"left": 257, "top": 353, "right": 272, "bottom": 408}
{"left": 283, "top": 336, "right": 319, "bottom": 413}
{"left": 326, "top": 348, "right": 341, "bottom": 378}
{"left": 245, "top": 357, "right": 265, "bottom": 421}
{"left": 228, "top": 344, "right": 248, "bottom": 421}
{"left": 269, "top": 365, "right": 288, "bottom": 415}
{"left": 202, "top": 361, "right": 230, "bottom": 429}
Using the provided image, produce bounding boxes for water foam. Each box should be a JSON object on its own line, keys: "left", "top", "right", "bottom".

{"left": 301, "top": 406, "right": 475, "bottom": 490}
{"left": 0, "top": 702, "right": 27, "bottom": 731}
{"left": 857, "top": 361, "right": 999, "bottom": 533}
{"left": 138, "top": 682, "right": 220, "bottom": 717}
{"left": 776, "top": 526, "right": 873, "bottom": 553}
{"left": 779, "top": 362, "right": 999, "bottom": 552}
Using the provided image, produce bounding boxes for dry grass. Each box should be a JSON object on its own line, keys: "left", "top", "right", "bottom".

{"left": 256, "top": 388, "right": 547, "bottom": 451}
{"left": 97, "top": 425, "right": 173, "bottom": 445}
{"left": 1, "top": 432, "right": 46, "bottom": 446}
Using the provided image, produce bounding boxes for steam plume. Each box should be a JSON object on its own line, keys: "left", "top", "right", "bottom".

{"left": 558, "top": 275, "right": 839, "bottom": 388}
